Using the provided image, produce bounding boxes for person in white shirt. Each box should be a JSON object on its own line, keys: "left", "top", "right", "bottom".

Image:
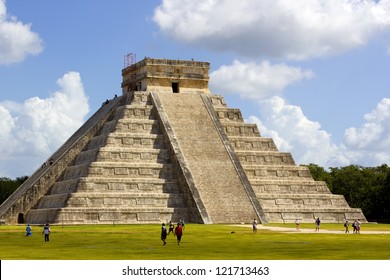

{"left": 252, "top": 218, "right": 258, "bottom": 233}
{"left": 43, "top": 223, "right": 50, "bottom": 242}
{"left": 295, "top": 219, "right": 300, "bottom": 231}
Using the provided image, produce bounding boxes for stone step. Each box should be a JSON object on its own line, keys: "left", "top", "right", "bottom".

{"left": 264, "top": 209, "right": 366, "bottom": 223}
{"left": 50, "top": 177, "right": 180, "bottom": 195}
{"left": 250, "top": 180, "right": 331, "bottom": 194}
{"left": 62, "top": 163, "right": 90, "bottom": 180}
{"left": 68, "top": 193, "right": 185, "bottom": 208}
{"left": 35, "top": 194, "right": 69, "bottom": 208}
{"left": 62, "top": 162, "right": 175, "bottom": 180}
{"left": 114, "top": 119, "right": 161, "bottom": 134}
{"left": 87, "top": 134, "right": 108, "bottom": 149}
{"left": 36, "top": 192, "right": 186, "bottom": 208}
{"left": 243, "top": 165, "right": 313, "bottom": 179}
{"left": 215, "top": 108, "right": 243, "bottom": 122}
{"left": 75, "top": 146, "right": 170, "bottom": 165}
{"left": 26, "top": 207, "right": 189, "bottom": 224}
{"left": 75, "top": 148, "right": 99, "bottom": 165}
{"left": 100, "top": 120, "right": 118, "bottom": 135}
{"left": 228, "top": 136, "right": 278, "bottom": 151}
{"left": 155, "top": 92, "right": 258, "bottom": 223}
{"left": 96, "top": 147, "right": 169, "bottom": 164}
{"left": 106, "top": 133, "right": 164, "bottom": 149}
{"left": 258, "top": 194, "right": 350, "bottom": 208}
{"left": 128, "top": 91, "right": 153, "bottom": 105}
{"left": 236, "top": 150, "right": 295, "bottom": 165}
{"left": 122, "top": 105, "right": 156, "bottom": 119}
{"left": 223, "top": 123, "right": 261, "bottom": 137}
{"left": 209, "top": 95, "right": 228, "bottom": 108}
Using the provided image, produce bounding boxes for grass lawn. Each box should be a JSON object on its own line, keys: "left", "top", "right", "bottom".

{"left": 0, "top": 224, "right": 389, "bottom": 260}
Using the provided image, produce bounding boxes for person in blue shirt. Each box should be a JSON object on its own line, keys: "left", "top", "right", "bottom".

{"left": 26, "top": 224, "right": 32, "bottom": 236}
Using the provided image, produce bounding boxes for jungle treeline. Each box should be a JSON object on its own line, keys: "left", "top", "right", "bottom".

{"left": 1, "top": 164, "right": 390, "bottom": 222}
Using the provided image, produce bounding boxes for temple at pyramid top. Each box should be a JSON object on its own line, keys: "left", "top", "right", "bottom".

{"left": 0, "top": 57, "right": 366, "bottom": 225}
{"left": 122, "top": 58, "right": 210, "bottom": 94}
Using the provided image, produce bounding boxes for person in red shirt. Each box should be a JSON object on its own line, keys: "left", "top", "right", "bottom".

{"left": 174, "top": 223, "right": 183, "bottom": 245}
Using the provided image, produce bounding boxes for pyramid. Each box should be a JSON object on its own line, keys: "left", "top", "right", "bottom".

{"left": 0, "top": 58, "right": 366, "bottom": 224}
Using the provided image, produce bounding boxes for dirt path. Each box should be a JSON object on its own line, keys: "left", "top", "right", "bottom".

{"left": 233, "top": 224, "right": 390, "bottom": 234}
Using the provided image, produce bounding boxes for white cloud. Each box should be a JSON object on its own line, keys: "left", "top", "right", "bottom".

{"left": 154, "top": 0, "right": 390, "bottom": 60}
{"left": 338, "top": 98, "right": 390, "bottom": 165}
{"left": 246, "top": 97, "right": 390, "bottom": 168}
{"left": 254, "top": 96, "right": 338, "bottom": 166}
{"left": 210, "top": 61, "right": 336, "bottom": 166}
{"left": 0, "top": 72, "right": 89, "bottom": 178}
{"left": 0, "top": 0, "right": 43, "bottom": 65}
{"left": 210, "top": 61, "right": 390, "bottom": 168}
{"left": 246, "top": 115, "right": 292, "bottom": 153}
{"left": 210, "top": 60, "right": 314, "bottom": 100}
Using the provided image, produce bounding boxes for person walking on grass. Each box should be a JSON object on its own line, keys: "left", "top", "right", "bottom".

{"left": 175, "top": 222, "right": 183, "bottom": 245}
{"left": 179, "top": 217, "right": 185, "bottom": 231}
{"left": 252, "top": 218, "right": 258, "bottom": 233}
{"left": 43, "top": 223, "right": 50, "bottom": 242}
{"left": 161, "top": 223, "right": 167, "bottom": 245}
{"left": 344, "top": 220, "right": 349, "bottom": 233}
{"left": 26, "top": 224, "right": 32, "bottom": 237}
{"left": 356, "top": 219, "right": 361, "bottom": 234}
{"left": 295, "top": 219, "right": 300, "bottom": 231}
{"left": 168, "top": 221, "right": 174, "bottom": 235}
{"left": 315, "top": 217, "right": 321, "bottom": 232}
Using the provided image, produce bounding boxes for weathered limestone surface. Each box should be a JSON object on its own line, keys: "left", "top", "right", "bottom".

{"left": 24, "top": 92, "right": 190, "bottom": 224}
{"left": 212, "top": 94, "right": 366, "bottom": 223}
{"left": 0, "top": 58, "right": 366, "bottom": 224}
{"left": 154, "top": 92, "right": 258, "bottom": 223}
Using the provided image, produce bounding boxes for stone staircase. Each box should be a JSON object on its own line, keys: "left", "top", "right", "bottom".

{"left": 153, "top": 92, "right": 258, "bottom": 223}
{"left": 209, "top": 94, "right": 366, "bottom": 223}
{"left": 25, "top": 92, "right": 189, "bottom": 224}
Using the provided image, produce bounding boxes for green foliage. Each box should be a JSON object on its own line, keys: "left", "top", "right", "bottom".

{"left": 0, "top": 177, "right": 22, "bottom": 205}
{"left": 0, "top": 224, "right": 389, "bottom": 260}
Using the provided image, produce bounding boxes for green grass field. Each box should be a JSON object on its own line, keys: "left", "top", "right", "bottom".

{"left": 1, "top": 224, "right": 389, "bottom": 260}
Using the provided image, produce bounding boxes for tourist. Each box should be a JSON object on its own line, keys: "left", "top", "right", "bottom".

{"left": 26, "top": 224, "right": 32, "bottom": 237}
{"left": 180, "top": 217, "right": 185, "bottom": 230}
{"left": 356, "top": 219, "right": 361, "bottom": 234}
{"left": 344, "top": 220, "right": 349, "bottom": 233}
{"left": 295, "top": 219, "right": 300, "bottom": 231}
{"left": 352, "top": 219, "right": 357, "bottom": 233}
{"left": 43, "top": 223, "right": 50, "bottom": 242}
{"left": 252, "top": 218, "right": 258, "bottom": 233}
{"left": 168, "top": 221, "right": 174, "bottom": 235}
{"left": 175, "top": 223, "right": 183, "bottom": 245}
{"left": 315, "top": 217, "right": 321, "bottom": 231}
{"left": 161, "top": 223, "right": 167, "bottom": 245}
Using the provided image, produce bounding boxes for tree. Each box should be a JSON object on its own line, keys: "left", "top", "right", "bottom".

{"left": 329, "top": 165, "right": 390, "bottom": 221}
{"left": 0, "top": 177, "right": 21, "bottom": 205}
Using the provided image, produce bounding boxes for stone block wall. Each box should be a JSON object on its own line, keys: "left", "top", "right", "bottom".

{"left": 211, "top": 95, "right": 366, "bottom": 223}
{"left": 24, "top": 91, "right": 191, "bottom": 224}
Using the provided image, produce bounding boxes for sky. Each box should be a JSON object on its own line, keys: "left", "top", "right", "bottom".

{"left": 1, "top": 0, "right": 390, "bottom": 178}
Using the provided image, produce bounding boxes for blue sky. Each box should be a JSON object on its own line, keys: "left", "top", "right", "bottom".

{"left": 1, "top": 0, "right": 390, "bottom": 178}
